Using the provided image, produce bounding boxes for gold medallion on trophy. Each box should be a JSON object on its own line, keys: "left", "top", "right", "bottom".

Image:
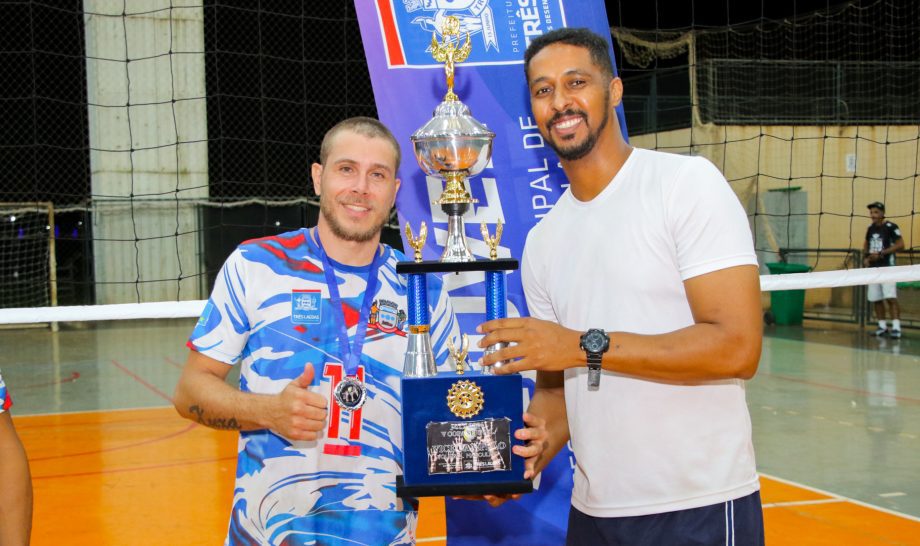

{"left": 447, "top": 379, "right": 484, "bottom": 419}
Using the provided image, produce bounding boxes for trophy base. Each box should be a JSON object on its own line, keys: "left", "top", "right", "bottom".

{"left": 400, "top": 371, "right": 529, "bottom": 499}
{"left": 395, "top": 474, "right": 533, "bottom": 498}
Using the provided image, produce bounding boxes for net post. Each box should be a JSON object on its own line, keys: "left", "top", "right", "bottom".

{"left": 46, "top": 201, "right": 58, "bottom": 332}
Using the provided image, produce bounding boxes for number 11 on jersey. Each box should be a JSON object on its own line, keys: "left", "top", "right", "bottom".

{"left": 323, "top": 363, "right": 364, "bottom": 449}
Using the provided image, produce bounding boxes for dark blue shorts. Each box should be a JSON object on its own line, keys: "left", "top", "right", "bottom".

{"left": 566, "top": 490, "right": 764, "bottom": 546}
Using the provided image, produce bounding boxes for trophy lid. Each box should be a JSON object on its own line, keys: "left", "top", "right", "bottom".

{"left": 411, "top": 99, "right": 495, "bottom": 177}
{"left": 411, "top": 100, "right": 495, "bottom": 143}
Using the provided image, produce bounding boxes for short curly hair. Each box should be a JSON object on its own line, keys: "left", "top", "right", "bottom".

{"left": 524, "top": 28, "right": 615, "bottom": 83}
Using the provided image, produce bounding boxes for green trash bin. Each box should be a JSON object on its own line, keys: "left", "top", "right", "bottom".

{"left": 766, "top": 262, "right": 812, "bottom": 325}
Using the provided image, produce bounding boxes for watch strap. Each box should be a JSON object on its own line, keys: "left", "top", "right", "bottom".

{"left": 587, "top": 365, "right": 601, "bottom": 391}
{"left": 586, "top": 352, "right": 604, "bottom": 391}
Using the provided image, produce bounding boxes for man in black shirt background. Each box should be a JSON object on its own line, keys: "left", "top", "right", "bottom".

{"left": 863, "top": 201, "right": 904, "bottom": 338}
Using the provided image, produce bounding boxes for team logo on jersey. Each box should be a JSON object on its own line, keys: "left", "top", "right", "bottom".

{"left": 291, "top": 289, "right": 322, "bottom": 324}
{"left": 869, "top": 233, "right": 883, "bottom": 254}
{"left": 369, "top": 299, "right": 407, "bottom": 336}
{"left": 375, "top": 0, "right": 567, "bottom": 67}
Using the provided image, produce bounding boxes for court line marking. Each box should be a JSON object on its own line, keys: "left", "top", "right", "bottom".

{"left": 28, "top": 421, "right": 198, "bottom": 462}
{"left": 758, "top": 371, "right": 920, "bottom": 405}
{"left": 762, "top": 498, "right": 846, "bottom": 508}
{"left": 16, "top": 371, "right": 81, "bottom": 390}
{"left": 14, "top": 404, "right": 173, "bottom": 418}
{"left": 15, "top": 411, "right": 179, "bottom": 430}
{"left": 164, "top": 356, "right": 184, "bottom": 370}
{"left": 32, "top": 454, "right": 238, "bottom": 480}
{"left": 111, "top": 359, "right": 173, "bottom": 402}
{"left": 761, "top": 472, "right": 920, "bottom": 523}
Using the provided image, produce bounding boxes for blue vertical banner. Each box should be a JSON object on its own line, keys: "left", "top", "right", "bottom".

{"left": 355, "top": 1, "right": 625, "bottom": 543}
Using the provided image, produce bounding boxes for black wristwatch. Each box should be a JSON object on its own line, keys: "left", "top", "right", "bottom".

{"left": 579, "top": 329, "right": 610, "bottom": 391}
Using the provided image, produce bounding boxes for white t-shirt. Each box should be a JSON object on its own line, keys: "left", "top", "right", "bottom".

{"left": 522, "top": 148, "right": 760, "bottom": 517}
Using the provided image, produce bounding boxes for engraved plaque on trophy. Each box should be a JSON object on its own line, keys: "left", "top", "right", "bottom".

{"left": 395, "top": 16, "right": 531, "bottom": 498}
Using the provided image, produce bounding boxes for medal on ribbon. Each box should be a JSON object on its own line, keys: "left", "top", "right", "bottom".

{"left": 333, "top": 374, "right": 368, "bottom": 411}
{"left": 316, "top": 229, "right": 383, "bottom": 412}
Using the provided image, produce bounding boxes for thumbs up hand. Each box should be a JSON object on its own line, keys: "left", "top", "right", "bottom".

{"left": 272, "top": 363, "right": 328, "bottom": 441}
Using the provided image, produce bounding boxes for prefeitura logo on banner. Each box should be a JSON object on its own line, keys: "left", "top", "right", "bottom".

{"left": 376, "top": 0, "right": 568, "bottom": 67}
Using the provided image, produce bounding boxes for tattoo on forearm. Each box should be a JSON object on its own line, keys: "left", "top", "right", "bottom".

{"left": 189, "top": 404, "right": 242, "bottom": 431}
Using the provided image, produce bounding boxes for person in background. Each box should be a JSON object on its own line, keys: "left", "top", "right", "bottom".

{"left": 864, "top": 201, "right": 904, "bottom": 338}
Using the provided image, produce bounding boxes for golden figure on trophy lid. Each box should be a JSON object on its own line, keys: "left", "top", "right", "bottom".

{"left": 429, "top": 16, "right": 471, "bottom": 102}
{"left": 480, "top": 220, "right": 503, "bottom": 261}
{"left": 404, "top": 221, "right": 427, "bottom": 263}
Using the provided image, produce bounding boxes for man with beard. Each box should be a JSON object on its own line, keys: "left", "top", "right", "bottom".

{"left": 476, "top": 29, "right": 765, "bottom": 544}
{"left": 174, "top": 117, "right": 547, "bottom": 545}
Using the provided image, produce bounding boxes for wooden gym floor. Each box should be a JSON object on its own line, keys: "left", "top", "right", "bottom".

{"left": 3, "top": 319, "right": 919, "bottom": 545}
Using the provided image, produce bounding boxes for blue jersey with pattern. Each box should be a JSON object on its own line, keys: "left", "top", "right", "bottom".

{"left": 189, "top": 228, "right": 459, "bottom": 546}
{"left": 0, "top": 369, "right": 10, "bottom": 413}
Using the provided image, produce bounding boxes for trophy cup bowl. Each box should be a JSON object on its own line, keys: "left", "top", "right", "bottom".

{"left": 411, "top": 100, "right": 495, "bottom": 262}
{"left": 412, "top": 101, "right": 494, "bottom": 181}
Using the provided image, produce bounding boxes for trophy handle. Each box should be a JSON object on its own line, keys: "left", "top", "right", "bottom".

{"left": 447, "top": 334, "right": 470, "bottom": 375}
{"left": 405, "top": 221, "right": 427, "bottom": 263}
{"left": 479, "top": 220, "right": 503, "bottom": 260}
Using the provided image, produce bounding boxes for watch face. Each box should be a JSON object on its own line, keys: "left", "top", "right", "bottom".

{"left": 582, "top": 330, "right": 608, "bottom": 353}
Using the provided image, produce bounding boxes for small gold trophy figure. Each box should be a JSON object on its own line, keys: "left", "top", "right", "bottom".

{"left": 405, "top": 221, "right": 427, "bottom": 263}
{"left": 447, "top": 334, "right": 470, "bottom": 375}
{"left": 480, "top": 220, "right": 503, "bottom": 261}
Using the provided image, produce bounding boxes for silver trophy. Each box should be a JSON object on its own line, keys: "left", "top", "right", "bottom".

{"left": 401, "top": 16, "right": 509, "bottom": 379}
{"left": 395, "top": 17, "right": 531, "bottom": 500}
{"left": 409, "top": 15, "right": 495, "bottom": 263}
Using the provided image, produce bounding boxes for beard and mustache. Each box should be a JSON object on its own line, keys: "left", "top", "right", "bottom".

{"left": 544, "top": 89, "right": 611, "bottom": 162}
{"left": 319, "top": 192, "right": 388, "bottom": 243}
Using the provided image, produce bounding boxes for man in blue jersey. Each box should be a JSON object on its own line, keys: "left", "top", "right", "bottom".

{"left": 174, "top": 117, "right": 545, "bottom": 545}
{"left": 0, "top": 369, "right": 33, "bottom": 546}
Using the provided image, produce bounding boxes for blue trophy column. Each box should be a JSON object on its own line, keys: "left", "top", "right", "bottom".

{"left": 407, "top": 273, "right": 429, "bottom": 329}
{"left": 485, "top": 270, "right": 506, "bottom": 321}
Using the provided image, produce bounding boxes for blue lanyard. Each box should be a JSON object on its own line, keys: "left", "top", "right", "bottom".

{"left": 314, "top": 229, "right": 383, "bottom": 377}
